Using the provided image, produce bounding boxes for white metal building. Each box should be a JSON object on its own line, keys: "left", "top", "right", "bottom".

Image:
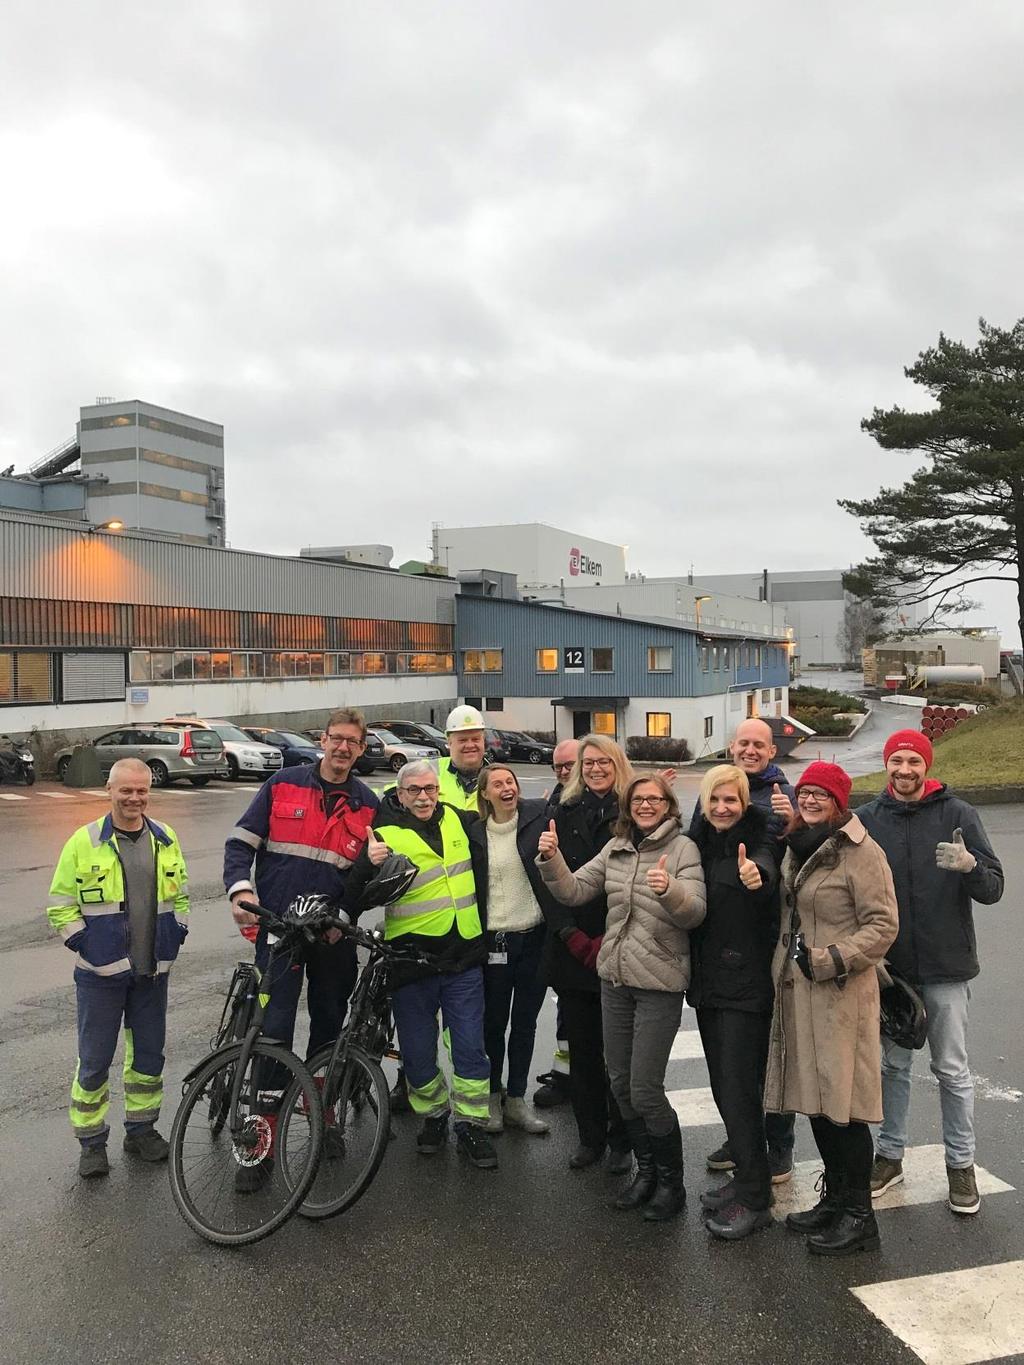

{"left": 432, "top": 522, "right": 626, "bottom": 590}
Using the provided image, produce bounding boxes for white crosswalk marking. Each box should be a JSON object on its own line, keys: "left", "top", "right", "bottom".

{"left": 0, "top": 792, "right": 28, "bottom": 800}
{"left": 38, "top": 791, "right": 76, "bottom": 799}
{"left": 666, "top": 1086, "right": 722, "bottom": 1127}
{"left": 768, "top": 1145, "right": 1013, "bottom": 1220}
{"left": 852, "top": 1259, "right": 1024, "bottom": 1365}
{"left": 83, "top": 789, "right": 109, "bottom": 797}
{"left": 669, "top": 1030, "right": 704, "bottom": 1061}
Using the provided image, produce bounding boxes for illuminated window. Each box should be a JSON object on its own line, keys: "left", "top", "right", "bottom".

{"left": 648, "top": 646, "right": 673, "bottom": 672}
{"left": 0, "top": 651, "right": 53, "bottom": 703}
{"left": 363, "top": 653, "right": 386, "bottom": 675}
{"left": 647, "top": 713, "right": 671, "bottom": 738}
{"left": 464, "top": 649, "right": 503, "bottom": 674}
{"left": 592, "top": 647, "right": 614, "bottom": 672}
{"left": 536, "top": 649, "right": 558, "bottom": 672}
{"left": 592, "top": 711, "right": 616, "bottom": 736}
{"left": 211, "top": 652, "right": 230, "bottom": 680}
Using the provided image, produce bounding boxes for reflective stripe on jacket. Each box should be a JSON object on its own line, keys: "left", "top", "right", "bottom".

{"left": 47, "top": 815, "right": 190, "bottom": 978}
{"left": 377, "top": 805, "right": 482, "bottom": 941}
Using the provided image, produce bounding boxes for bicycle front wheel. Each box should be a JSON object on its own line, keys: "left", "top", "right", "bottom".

{"left": 283, "top": 1044, "right": 390, "bottom": 1220}
{"left": 169, "top": 1040, "right": 324, "bottom": 1247}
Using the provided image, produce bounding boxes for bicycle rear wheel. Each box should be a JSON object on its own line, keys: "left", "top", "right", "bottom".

{"left": 282, "top": 1044, "right": 390, "bottom": 1220}
{"left": 169, "top": 1040, "right": 323, "bottom": 1247}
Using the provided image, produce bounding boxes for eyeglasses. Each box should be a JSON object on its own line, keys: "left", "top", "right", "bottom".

{"left": 630, "top": 796, "right": 668, "bottom": 809}
{"left": 402, "top": 784, "right": 438, "bottom": 797}
{"left": 582, "top": 758, "right": 613, "bottom": 770}
{"left": 325, "top": 736, "right": 363, "bottom": 748}
{"left": 797, "top": 788, "right": 832, "bottom": 802}
{"left": 553, "top": 761, "right": 574, "bottom": 774}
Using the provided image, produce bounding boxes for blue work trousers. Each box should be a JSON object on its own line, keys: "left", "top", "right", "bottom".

{"left": 390, "top": 966, "right": 490, "bottom": 1114}
{"left": 74, "top": 970, "right": 168, "bottom": 1146}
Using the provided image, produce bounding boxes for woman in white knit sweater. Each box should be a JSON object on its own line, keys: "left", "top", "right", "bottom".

{"left": 469, "top": 766, "right": 558, "bottom": 1136}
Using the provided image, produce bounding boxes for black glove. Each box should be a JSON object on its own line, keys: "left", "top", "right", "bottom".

{"left": 790, "top": 931, "right": 813, "bottom": 981}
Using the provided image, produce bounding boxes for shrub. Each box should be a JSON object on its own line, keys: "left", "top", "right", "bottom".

{"left": 789, "top": 685, "right": 866, "bottom": 713}
{"left": 790, "top": 707, "right": 855, "bottom": 736}
{"left": 626, "top": 736, "right": 692, "bottom": 763}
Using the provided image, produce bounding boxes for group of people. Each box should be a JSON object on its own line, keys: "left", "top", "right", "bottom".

{"left": 48, "top": 701, "right": 1004, "bottom": 1258}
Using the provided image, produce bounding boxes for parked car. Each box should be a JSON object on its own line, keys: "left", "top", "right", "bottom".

{"left": 366, "top": 726, "right": 436, "bottom": 774}
{"left": 243, "top": 726, "right": 323, "bottom": 768}
{"left": 376, "top": 720, "right": 450, "bottom": 756}
{"left": 161, "top": 718, "right": 283, "bottom": 782}
{"left": 495, "top": 730, "right": 555, "bottom": 765}
{"left": 484, "top": 728, "right": 512, "bottom": 763}
{"left": 303, "top": 727, "right": 384, "bottom": 776}
{"left": 54, "top": 724, "right": 230, "bottom": 788}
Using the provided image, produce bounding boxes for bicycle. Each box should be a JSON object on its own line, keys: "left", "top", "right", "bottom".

{"left": 168, "top": 899, "right": 327, "bottom": 1247}
{"left": 206, "top": 958, "right": 259, "bottom": 1137}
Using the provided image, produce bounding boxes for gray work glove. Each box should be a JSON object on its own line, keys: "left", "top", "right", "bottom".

{"left": 935, "top": 828, "right": 976, "bottom": 874}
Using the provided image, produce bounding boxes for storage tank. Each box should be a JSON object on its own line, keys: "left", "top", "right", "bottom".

{"left": 915, "top": 664, "right": 985, "bottom": 686}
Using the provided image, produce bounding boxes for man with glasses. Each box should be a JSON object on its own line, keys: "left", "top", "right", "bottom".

{"left": 224, "top": 707, "right": 378, "bottom": 1172}
{"left": 545, "top": 738, "right": 580, "bottom": 816}
{"left": 345, "top": 760, "right": 496, "bottom": 1168}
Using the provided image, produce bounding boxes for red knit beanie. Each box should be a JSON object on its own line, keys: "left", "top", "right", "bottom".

{"left": 882, "top": 729, "right": 934, "bottom": 769}
{"left": 795, "top": 761, "right": 852, "bottom": 811}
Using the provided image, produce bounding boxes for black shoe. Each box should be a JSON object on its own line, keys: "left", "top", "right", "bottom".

{"left": 79, "top": 1145, "right": 109, "bottom": 1179}
{"left": 123, "top": 1129, "right": 170, "bottom": 1162}
{"left": 613, "top": 1119, "right": 657, "bottom": 1211}
{"left": 807, "top": 1189, "right": 880, "bottom": 1256}
{"left": 699, "top": 1179, "right": 737, "bottom": 1211}
{"left": 532, "top": 1071, "right": 570, "bottom": 1109}
{"left": 455, "top": 1123, "right": 498, "bottom": 1169}
{"left": 604, "top": 1145, "right": 632, "bottom": 1177}
{"left": 234, "top": 1157, "right": 273, "bottom": 1193}
{"left": 416, "top": 1114, "right": 449, "bottom": 1155}
{"left": 769, "top": 1148, "right": 794, "bottom": 1185}
{"left": 390, "top": 1068, "right": 411, "bottom": 1115}
{"left": 569, "top": 1144, "right": 604, "bottom": 1170}
{"left": 706, "top": 1199, "right": 773, "bottom": 1240}
{"left": 786, "top": 1169, "right": 843, "bottom": 1234}
{"left": 643, "top": 1123, "right": 686, "bottom": 1222}
{"left": 706, "top": 1141, "right": 736, "bottom": 1172}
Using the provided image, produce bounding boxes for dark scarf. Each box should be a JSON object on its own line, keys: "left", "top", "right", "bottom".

{"left": 787, "top": 815, "right": 849, "bottom": 868}
{"left": 581, "top": 786, "right": 618, "bottom": 837}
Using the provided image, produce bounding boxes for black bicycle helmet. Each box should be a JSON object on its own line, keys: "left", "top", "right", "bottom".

{"left": 879, "top": 966, "right": 928, "bottom": 1050}
{"left": 354, "top": 852, "right": 419, "bottom": 913}
{"left": 282, "top": 892, "right": 338, "bottom": 928}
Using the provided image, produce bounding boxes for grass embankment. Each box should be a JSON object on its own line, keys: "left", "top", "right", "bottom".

{"left": 851, "top": 701, "right": 1024, "bottom": 793}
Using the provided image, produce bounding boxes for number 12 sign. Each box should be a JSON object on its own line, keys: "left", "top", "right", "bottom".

{"left": 563, "top": 647, "right": 584, "bottom": 673}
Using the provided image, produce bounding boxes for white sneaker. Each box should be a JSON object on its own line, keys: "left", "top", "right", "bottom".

{"left": 485, "top": 1092, "right": 504, "bottom": 1133}
{"left": 503, "top": 1096, "right": 549, "bottom": 1135}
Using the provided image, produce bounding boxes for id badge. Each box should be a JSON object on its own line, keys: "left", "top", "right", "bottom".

{"left": 488, "top": 951, "right": 508, "bottom": 966}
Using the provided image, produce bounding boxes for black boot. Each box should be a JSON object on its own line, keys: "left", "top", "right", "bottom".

{"left": 390, "top": 1068, "right": 411, "bottom": 1115}
{"left": 807, "top": 1187, "right": 880, "bottom": 1255}
{"left": 786, "top": 1168, "right": 844, "bottom": 1235}
{"left": 643, "top": 1121, "right": 686, "bottom": 1222}
{"left": 613, "top": 1119, "right": 657, "bottom": 1211}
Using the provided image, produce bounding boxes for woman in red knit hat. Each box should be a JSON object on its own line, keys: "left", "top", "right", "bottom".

{"left": 764, "top": 761, "right": 899, "bottom": 1256}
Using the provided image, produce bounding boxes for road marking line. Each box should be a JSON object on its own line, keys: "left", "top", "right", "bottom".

{"left": 83, "top": 789, "right": 109, "bottom": 796}
{"left": 0, "top": 792, "right": 28, "bottom": 801}
{"left": 666, "top": 1086, "right": 722, "bottom": 1127}
{"left": 669, "top": 1030, "right": 704, "bottom": 1061}
{"left": 38, "top": 791, "right": 77, "bottom": 799}
{"left": 769, "top": 1144, "right": 1012, "bottom": 1220}
{"left": 851, "top": 1260, "right": 1024, "bottom": 1365}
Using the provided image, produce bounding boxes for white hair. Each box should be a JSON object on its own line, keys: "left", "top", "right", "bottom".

{"left": 107, "top": 757, "right": 152, "bottom": 788}
{"left": 397, "top": 758, "right": 439, "bottom": 787}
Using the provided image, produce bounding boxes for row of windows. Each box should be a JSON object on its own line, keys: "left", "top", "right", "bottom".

{"left": 466, "top": 644, "right": 782, "bottom": 676}
{"left": 129, "top": 650, "right": 454, "bottom": 682}
{"left": 1, "top": 597, "right": 453, "bottom": 654}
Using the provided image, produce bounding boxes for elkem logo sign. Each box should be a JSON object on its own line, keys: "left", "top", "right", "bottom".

{"left": 569, "top": 547, "right": 602, "bottom": 577}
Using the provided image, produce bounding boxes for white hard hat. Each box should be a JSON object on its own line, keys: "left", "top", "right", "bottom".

{"left": 445, "top": 704, "right": 485, "bottom": 734}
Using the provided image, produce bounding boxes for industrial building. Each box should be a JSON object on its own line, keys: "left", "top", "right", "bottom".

{"left": 0, "top": 510, "right": 457, "bottom": 742}
{"left": 1, "top": 399, "right": 226, "bottom": 545}
{"left": 432, "top": 522, "right": 627, "bottom": 591}
{"left": 456, "top": 594, "right": 791, "bottom": 758}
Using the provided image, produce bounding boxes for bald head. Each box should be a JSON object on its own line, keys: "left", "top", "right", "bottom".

{"left": 552, "top": 738, "right": 579, "bottom": 780}
{"left": 729, "top": 719, "right": 776, "bottom": 776}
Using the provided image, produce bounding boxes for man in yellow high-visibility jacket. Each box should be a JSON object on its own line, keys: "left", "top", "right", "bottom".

{"left": 345, "top": 759, "right": 497, "bottom": 1169}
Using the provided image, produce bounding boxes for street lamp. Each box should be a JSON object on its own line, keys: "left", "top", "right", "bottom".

{"left": 87, "top": 519, "right": 125, "bottom": 534}
{"left": 694, "top": 595, "right": 712, "bottom": 627}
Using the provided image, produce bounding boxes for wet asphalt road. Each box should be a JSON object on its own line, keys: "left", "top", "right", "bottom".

{"left": 1, "top": 706, "right": 1021, "bottom": 1365}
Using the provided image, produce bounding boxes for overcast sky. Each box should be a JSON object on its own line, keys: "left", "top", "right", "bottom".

{"left": 3, "top": 2, "right": 1022, "bottom": 637}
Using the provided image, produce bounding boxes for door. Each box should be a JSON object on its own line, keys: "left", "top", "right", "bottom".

{"left": 572, "top": 710, "right": 590, "bottom": 739}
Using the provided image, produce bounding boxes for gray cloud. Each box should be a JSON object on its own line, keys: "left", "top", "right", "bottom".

{"left": 2, "top": 1, "right": 1022, "bottom": 633}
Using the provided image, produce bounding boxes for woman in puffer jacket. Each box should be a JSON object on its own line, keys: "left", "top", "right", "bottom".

{"left": 537, "top": 773, "right": 706, "bottom": 1220}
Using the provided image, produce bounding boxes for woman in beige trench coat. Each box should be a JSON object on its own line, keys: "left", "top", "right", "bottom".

{"left": 764, "top": 762, "right": 897, "bottom": 1257}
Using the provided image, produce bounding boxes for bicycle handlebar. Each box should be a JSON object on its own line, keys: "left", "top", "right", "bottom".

{"left": 234, "top": 899, "right": 431, "bottom": 964}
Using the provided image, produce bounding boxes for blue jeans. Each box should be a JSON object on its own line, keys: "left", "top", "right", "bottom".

{"left": 876, "top": 980, "right": 974, "bottom": 1168}
{"left": 483, "top": 925, "right": 547, "bottom": 1097}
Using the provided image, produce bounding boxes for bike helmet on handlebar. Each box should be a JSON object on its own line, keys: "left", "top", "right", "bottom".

{"left": 353, "top": 852, "right": 419, "bottom": 913}
{"left": 878, "top": 964, "right": 928, "bottom": 1050}
{"left": 282, "top": 893, "right": 343, "bottom": 928}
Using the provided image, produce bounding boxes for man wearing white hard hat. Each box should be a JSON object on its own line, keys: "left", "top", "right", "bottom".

{"left": 437, "top": 705, "right": 490, "bottom": 811}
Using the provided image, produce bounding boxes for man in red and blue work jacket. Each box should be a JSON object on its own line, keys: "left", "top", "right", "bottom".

{"left": 224, "top": 707, "right": 378, "bottom": 1077}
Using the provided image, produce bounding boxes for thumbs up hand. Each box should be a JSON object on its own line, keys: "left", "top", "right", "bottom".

{"left": 738, "top": 842, "right": 763, "bottom": 891}
{"left": 935, "top": 827, "right": 976, "bottom": 874}
{"left": 770, "top": 783, "right": 794, "bottom": 820}
{"left": 538, "top": 819, "right": 560, "bottom": 860}
{"left": 646, "top": 853, "right": 670, "bottom": 895}
{"left": 367, "top": 826, "right": 391, "bottom": 866}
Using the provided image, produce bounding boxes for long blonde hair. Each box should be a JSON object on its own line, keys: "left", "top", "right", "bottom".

{"left": 560, "top": 733, "right": 633, "bottom": 806}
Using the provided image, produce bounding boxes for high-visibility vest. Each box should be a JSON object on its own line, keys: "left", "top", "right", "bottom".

{"left": 436, "top": 758, "right": 482, "bottom": 813}
{"left": 376, "top": 805, "right": 481, "bottom": 941}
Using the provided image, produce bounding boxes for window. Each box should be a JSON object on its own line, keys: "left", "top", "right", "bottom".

{"left": 741, "top": 645, "right": 750, "bottom": 668}
{"left": 761, "top": 688, "right": 771, "bottom": 705}
{"left": 646, "top": 713, "right": 671, "bottom": 738}
{"left": 712, "top": 645, "right": 719, "bottom": 671}
{"left": 172, "top": 651, "right": 193, "bottom": 680}
{"left": 464, "top": 649, "right": 503, "bottom": 673}
{"left": 211, "top": 652, "right": 230, "bottom": 680}
{"left": 774, "top": 686, "right": 783, "bottom": 701}
{"left": 536, "top": 648, "right": 558, "bottom": 672}
{"left": 192, "top": 651, "right": 211, "bottom": 681}
{"left": 130, "top": 651, "right": 151, "bottom": 682}
{"left": 592, "top": 711, "right": 616, "bottom": 736}
{"left": 0, "top": 651, "right": 53, "bottom": 704}
{"left": 151, "top": 652, "right": 174, "bottom": 681}
{"left": 704, "top": 716, "right": 714, "bottom": 739}
{"left": 592, "top": 647, "right": 614, "bottom": 672}
{"left": 484, "top": 697, "right": 504, "bottom": 711}
{"left": 754, "top": 646, "right": 762, "bottom": 668}
{"left": 362, "top": 653, "right": 387, "bottom": 675}
{"left": 700, "top": 644, "right": 710, "bottom": 672}
{"left": 722, "top": 646, "right": 730, "bottom": 670}
{"left": 648, "top": 646, "right": 673, "bottom": 672}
